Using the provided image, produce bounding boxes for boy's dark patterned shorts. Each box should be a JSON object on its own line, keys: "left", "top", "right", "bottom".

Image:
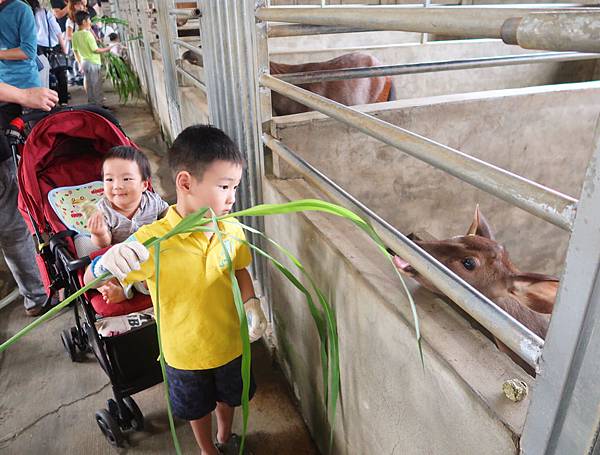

{"left": 165, "top": 355, "right": 256, "bottom": 421}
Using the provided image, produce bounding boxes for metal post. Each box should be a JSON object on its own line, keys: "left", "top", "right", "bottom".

{"left": 260, "top": 74, "right": 577, "bottom": 231}
{"left": 199, "top": 0, "right": 268, "bottom": 300}
{"left": 137, "top": 0, "right": 159, "bottom": 111}
{"left": 263, "top": 133, "right": 544, "bottom": 368}
{"left": 156, "top": 0, "right": 183, "bottom": 137}
{"left": 267, "top": 24, "right": 375, "bottom": 38}
{"left": 520, "top": 119, "right": 600, "bottom": 454}
{"left": 274, "top": 52, "right": 600, "bottom": 85}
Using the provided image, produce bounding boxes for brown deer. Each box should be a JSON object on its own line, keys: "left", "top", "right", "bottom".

{"left": 392, "top": 207, "right": 559, "bottom": 373}
{"left": 181, "top": 51, "right": 396, "bottom": 116}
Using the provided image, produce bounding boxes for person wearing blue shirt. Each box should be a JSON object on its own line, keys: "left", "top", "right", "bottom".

{"left": 0, "top": 0, "right": 40, "bottom": 89}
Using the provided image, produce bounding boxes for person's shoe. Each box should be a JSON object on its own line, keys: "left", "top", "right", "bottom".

{"left": 215, "top": 434, "right": 252, "bottom": 455}
{"left": 25, "top": 305, "right": 46, "bottom": 317}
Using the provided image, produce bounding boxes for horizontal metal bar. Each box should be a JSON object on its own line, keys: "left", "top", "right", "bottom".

{"left": 256, "top": 6, "right": 596, "bottom": 40}
{"left": 260, "top": 73, "right": 577, "bottom": 231}
{"left": 263, "top": 133, "right": 544, "bottom": 368}
{"left": 267, "top": 23, "right": 375, "bottom": 38}
{"left": 176, "top": 65, "right": 206, "bottom": 92}
{"left": 168, "top": 7, "right": 201, "bottom": 18}
{"left": 275, "top": 51, "right": 600, "bottom": 84}
{"left": 173, "top": 38, "right": 203, "bottom": 56}
{"left": 502, "top": 12, "right": 600, "bottom": 53}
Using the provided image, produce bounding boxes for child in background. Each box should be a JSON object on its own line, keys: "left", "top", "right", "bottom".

{"left": 84, "top": 125, "right": 268, "bottom": 454}
{"left": 87, "top": 146, "right": 169, "bottom": 303}
{"left": 108, "top": 32, "right": 124, "bottom": 58}
{"left": 71, "top": 10, "right": 113, "bottom": 105}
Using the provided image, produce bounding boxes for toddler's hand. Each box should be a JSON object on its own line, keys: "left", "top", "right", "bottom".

{"left": 87, "top": 211, "right": 108, "bottom": 236}
{"left": 244, "top": 297, "right": 267, "bottom": 342}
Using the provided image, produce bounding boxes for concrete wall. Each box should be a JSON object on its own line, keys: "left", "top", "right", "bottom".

{"left": 264, "top": 176, "right": 530, "bottom": 455}
{"left": 270, "top": 39, "right": 598, "bottom": 100}
{"left": 271, "top": 81, "right": 600, "bottom": 276}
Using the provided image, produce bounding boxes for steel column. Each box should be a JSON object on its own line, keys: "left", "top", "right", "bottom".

{"left": 156, "top": 0, "right": 183, "bottom": 137}
{"left": 199, "top": 0, "right": 268, "bottom": 296}
{"left": 521, "top": 120, "right": 600, "bottom": 454}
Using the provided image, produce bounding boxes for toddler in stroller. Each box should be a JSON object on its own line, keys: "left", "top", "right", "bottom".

{"left": 13, "top": 106, "right": 165, "bottom": 447}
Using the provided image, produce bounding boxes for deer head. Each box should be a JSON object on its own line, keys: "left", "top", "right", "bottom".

{"left": 392, "top": 206, "right": 559, "bottom": 340}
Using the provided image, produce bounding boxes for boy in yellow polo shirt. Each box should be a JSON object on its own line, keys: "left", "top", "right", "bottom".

{"left": 84, "top": 125, "right": 267, "bottom": 454}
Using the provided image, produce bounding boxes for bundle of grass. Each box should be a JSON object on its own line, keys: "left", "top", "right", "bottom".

{"left": 0, "top": 199, "right": 419, "bottom": 454}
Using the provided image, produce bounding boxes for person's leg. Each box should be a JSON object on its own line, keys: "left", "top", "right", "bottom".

{"left": 93, "top": 63, "right": 104, "bottom": 105}
{"left": 56, "top": 67, "right": 69, "bottom": 104}
{"left": 82, "top": 61, "right": 93, "bottom": 103}
{"left": 190, "top": 414, "right": 220, "bottom": 455}
{"left": 214, "top": 355, "right": 257, "bottom": 452}
{"left": 0, "top": 160, "right": 47, "bottom": 313}
{"left": 37, "top": 54, "right": 50, "bottom": 89}
{"left": 166, "top": 364, "right": 220, "bottom": 454}
{"left": 215, "top": 402, "right": 235, "bottom": 444}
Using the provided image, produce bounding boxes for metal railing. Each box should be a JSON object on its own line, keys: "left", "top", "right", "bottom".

{"left": 274, "top": 51, "right": 600, "bottom": 84}
{"left": 256, "top": 6, "right": 600, "bottom": 53}
{"left": 263, "top": 133, "right": 544, "bottom": 368}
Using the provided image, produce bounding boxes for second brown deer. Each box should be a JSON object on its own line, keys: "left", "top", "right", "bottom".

{"left": 392, "top": 207, "right": 559, "bottom": 373}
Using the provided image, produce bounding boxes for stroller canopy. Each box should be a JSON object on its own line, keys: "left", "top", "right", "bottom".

{"left": 18, "top": 109, "right": 136, "bottom": 235}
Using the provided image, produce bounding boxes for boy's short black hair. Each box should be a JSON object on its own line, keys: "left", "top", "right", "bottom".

{"left": 75, "top": 10, "right": 90, "bottom": 26}
{"left": 109, "top": 32, "right": 118, "bottom": 41}
{"left": 168, "top": 125, "right": 246, "bottom": 181}
{"left": 103, "top": 146, "right": 152, "bottom": 181}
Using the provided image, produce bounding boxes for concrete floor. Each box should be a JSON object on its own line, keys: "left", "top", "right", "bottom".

{"left": 0, "top": 85, "right": 319, "bottom": 455}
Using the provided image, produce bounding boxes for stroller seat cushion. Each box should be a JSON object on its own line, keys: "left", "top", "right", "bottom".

{"left": 48, "top": 181, "right": 104, "bottom": 235}
{"left": 95, "top": 307, "right": 155, "bottom": 337}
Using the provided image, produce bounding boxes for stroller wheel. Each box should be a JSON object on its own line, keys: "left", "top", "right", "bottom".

{"left": 70, "top": 326, "right": 89, "bottom": 355}
{"left": 123, "top": 396, "right": 145, "bottom": 431}
{"left": 60, "top": 328, "right": 79, "bottom": 362}
{"left": 95, "top": 409, "right": 125, "bottom": 447}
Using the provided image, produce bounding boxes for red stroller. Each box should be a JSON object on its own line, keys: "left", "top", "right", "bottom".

{"left": 9, "top": 106, "right": 163, "bottom": 447}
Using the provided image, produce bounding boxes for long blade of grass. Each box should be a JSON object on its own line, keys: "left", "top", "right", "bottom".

{"left": 153, "top": 241, "right": 183, "bottom": 455}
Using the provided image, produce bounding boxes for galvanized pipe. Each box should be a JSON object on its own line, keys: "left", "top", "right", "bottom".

{"left": 260, "top": 73, "right": 577, "bottom": 231}
{"left": 255, "top": 6, "right": 593, "bottom": 40}
{"left": 502, "top": 11, "right": 600, "bottom": 53}
{"left": 173, "top": 38, "right": 203, "bottom": 56}
{"left": 275, "top": 51, "right": 600, "bottom": 84}
{"left": 176, "top": 65, "right": 207, "bottom": 92}
{"left": 168, "top": 7, "right": 201, "bottom": 18}
{"left": 267, "top": 24, "right": 375, "bottom": 38}
{"left": 263, "top": 133, "right": 544, "bottom": 369}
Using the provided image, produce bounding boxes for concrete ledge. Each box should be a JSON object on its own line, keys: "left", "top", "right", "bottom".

{"left": 265, "top": 176, "right": 529, "bottom": 455}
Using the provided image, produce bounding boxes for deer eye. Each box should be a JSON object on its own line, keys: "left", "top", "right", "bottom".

{"left": 462, "top": 257, "right": 477, "bottom": 271}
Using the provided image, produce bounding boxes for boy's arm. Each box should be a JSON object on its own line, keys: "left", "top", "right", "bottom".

{"left": 235, "top": 268, "right": 256, "bottom": 303}
{"left": 94, "top": 44, "right": 116, "bottom": 54}
{"left": 83, "top": 240, "right": 151, "bottom": 287}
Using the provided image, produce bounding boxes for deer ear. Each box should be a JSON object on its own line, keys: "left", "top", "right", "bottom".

{"left": 509, "top": 273, "right": 559, "bottom": 314}
{"left": 466, "top": 205, "right": 495, "bottom": 240}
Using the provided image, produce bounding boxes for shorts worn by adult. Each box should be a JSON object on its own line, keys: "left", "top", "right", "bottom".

{"left": 166, "top": 355, "right": 257, "bottom": 421}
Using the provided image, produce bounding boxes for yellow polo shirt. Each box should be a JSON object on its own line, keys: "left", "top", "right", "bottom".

{"left": 123, "top": 206, "right": 252, "bottom": 370}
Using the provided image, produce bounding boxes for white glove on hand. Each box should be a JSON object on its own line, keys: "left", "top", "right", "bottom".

{"left": 93, "top": 241, "right": 149, "bottom": 281}
{"left": 244, "top": 297, "right": 267, "bottom": 343}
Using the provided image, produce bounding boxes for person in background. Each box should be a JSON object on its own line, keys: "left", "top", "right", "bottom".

{"left": 71, "top": 10, "right": 113, "bottom": 106}
{"left": 108, "top": 32, "right": 123, "bottom": 58}
{"left": 26, "top": 0, "right": 68, "bottom": 104}
{"left": 0, "top": 0, "right": 57, "bottom": 317}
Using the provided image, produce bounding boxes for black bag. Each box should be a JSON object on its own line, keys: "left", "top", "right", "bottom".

{"left": 47, "top": 49, "right": 69, "bottom": 71}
